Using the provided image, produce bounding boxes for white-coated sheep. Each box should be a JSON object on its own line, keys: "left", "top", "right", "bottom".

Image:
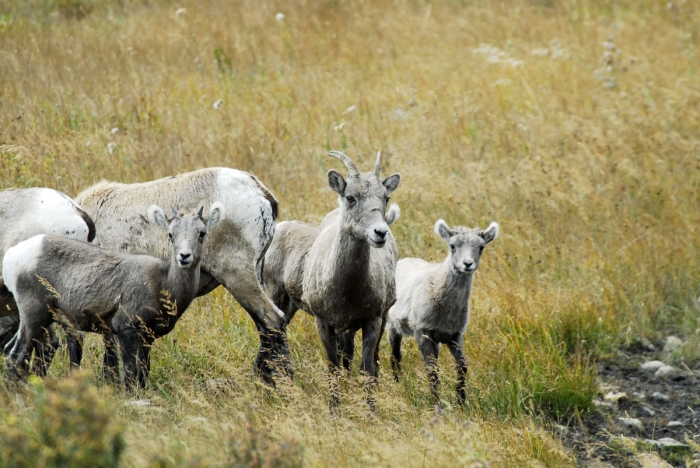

{"left": 4, "top": 204, "right": 222, "bottom": 387}
{"left": 263, "top": 151, "right": 401, "bottom": 411}
{"left": 0, "top": 187, "right": 96, "bottom": 375}
{"left": 76, "top": 168, "right": 292, "bottom": 384}
{"left": 386, "top": 218, "right": 498, "bottom": 405}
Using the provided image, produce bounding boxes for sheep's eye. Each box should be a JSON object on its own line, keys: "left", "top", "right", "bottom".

{"left": 479, "top": 245, "right": 484, "bottom": 252}
{"left": 386, "top": 196, "right": 391, "bottom": 202}
{"left": 450, "top": 244, "right": 455, "bottom": 252}
{"left": 168, "top": 233, "right": 173, "bottom": 240}
{"left": 346, "top": 196, "right": 356, "bottom": 204}
{"left": 198, "top": 232, "right": 206, "bottom": 241}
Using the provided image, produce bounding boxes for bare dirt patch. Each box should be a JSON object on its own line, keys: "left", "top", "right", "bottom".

{"left": 561, "top": 342, "right": 700, "bottom": 467}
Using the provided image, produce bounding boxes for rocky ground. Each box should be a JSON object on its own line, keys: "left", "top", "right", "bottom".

{"left": 559, "top": 337, "right": 700, "bottom": 467}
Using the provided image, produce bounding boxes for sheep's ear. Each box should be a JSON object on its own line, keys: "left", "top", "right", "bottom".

{"left": 434, "top": 219, "right": 452, "bottom": 242}
{"left": 328, "top": 170, "right": 346, "bottom": 195}
{"left": 479, "top": 222, "right": 499, "bottom": 244}
{"left": 148, "top": 205, "right": 170, "bottom": 231}
{"left": 382, "top": 173, "right": 401, "bottom": 194}
{"left": 206, "top": 202, "right": 224, "bottom": 233}
{"left": 385, "top": 203, "right": 401, "bottom": 226}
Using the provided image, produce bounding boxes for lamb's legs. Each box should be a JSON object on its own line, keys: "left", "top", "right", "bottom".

{"left": 387, "top": 325, "right": 403, "bottom": 381}
{"left": 337, "top": 330, "right": 356, "bottom": 371}
{"left": 118, "top": 330, "right": 147, "bottom": 390}
{"left": 360, "top": 316, "right": 383, "bottom": 412}
{"left": 446, "top": 334, "right": 468, "bottom": 406}
{"left": 316, "top": 319, "right": 341, "bottom": 411}
{"left": 6, "top": 324, "right": 38, "bottom": 381}
{"left": 416, "top": 331, "right": 441, "bottom": 404}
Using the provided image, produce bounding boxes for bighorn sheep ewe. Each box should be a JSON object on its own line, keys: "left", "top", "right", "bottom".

{"left": 263, "top": 151, "right": 401, "bottom": 410}
{"left": 386, "top": 219, "right": 498, "bottom": 405}
{"left": 3, "top": 204, "right": 222, "bottom": 387}
{"left": 0, "top": 187, "right": 96, "bottom": 375}
{"left": 76, "top": 168, "right": 291, "bottom": 384}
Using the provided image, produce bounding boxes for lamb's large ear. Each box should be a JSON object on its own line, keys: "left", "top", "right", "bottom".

{"left": 206, "top": 202, "right": 224, "bottom": 233}
{"left": 434, "top": 219, "right": 453, "bottom": 242}
{"left": 479, "top": 222, "right": 499, "bottom": 244}
{"left": 382, "top": 173, "right": 401, "bottom": 194}
{"left": 148, "top": 205, "right": 169, "bottom": 231}
{"left": 385, "top": 203, "right": 401, "bottom": 226}
{"left": 328, "top": 170, "right": 346, "bottom": 195}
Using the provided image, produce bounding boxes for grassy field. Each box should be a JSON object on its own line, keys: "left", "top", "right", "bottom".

{"left": 0, "top": 0, "right": 699, "bottom": 465}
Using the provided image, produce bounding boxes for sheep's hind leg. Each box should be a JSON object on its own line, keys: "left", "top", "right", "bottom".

{"left": 31, "top": 325, "right": 60, "bottom": 377}
{"left": 316, "top": 319, "right": 341, "bottom": 412}
{"left": 337, "top": 330, "right": 356, "bottom": 371}
{"left": 446, "top": 334, "right": 468, "bottom": 407}
{"left": 360, "top": 317, "right": 383, "bottom": 412}
{"left": 387, "top": 325, "right": 403, "bottom": 381}
{"left": 66, "top": 329, "right": 83, "bottom": 372}
{"left": 416, "top": 330, "right": 441, "bottom": 405}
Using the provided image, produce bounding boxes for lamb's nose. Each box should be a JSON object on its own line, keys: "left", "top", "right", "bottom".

{"left": 464, "top": 261, "right": 473, "bottom": 270}
{"left": 374, "top": 229, "right": 387, "bottom": 240}
{"left": 179, "top": 252, "right": 192, "bottom": 261}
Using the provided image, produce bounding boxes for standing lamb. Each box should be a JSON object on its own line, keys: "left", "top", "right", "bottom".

{"left": 75, "top": 168, "right": 291, "bottom": 384}
{"left": 4, "top": 204, "right": 222, "bottom": 386}
{"left": 386, "top": 219, "right": 498, "bottom": 405}
{"left": 0, "top": 187, "right": 96, "bottom": 375}
{"left": 263, "top": 151, "right": 401, "bottom": 411}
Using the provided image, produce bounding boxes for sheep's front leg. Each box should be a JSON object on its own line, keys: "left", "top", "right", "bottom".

{"left": 316, "top": 319, "right": 341, "bottom": 411}
{"left": 101, "top": 334, "right": 120, "bottom": 384}
{"left": 416, "top": 330, "right": 441, "bottom": 404}
{"left": 118, "top": 329, "right": 146, "bottom": 390}
{"left": 360, "top": 316, "right": 383, "bottom": 412}
{"left": 31, "top": 325, "right": 60, "bottom": 377}
{"left": 446, "top": 334, "right": 468, "bottom": 406}
{"left": 66, "top": 329, "right": 83, "bottom": 372}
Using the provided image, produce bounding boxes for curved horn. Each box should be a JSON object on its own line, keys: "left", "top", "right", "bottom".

{"left": 171, "top": 207, "right": 180, "bottom": 218}
{"left": 196, "top": 206, "right": 204, "bottom": 219}
{"left": 328, "top": 150, "right": 360, "bottom": 178}
{"left": 373, "top": 151, "right": 382, "bottom": 177}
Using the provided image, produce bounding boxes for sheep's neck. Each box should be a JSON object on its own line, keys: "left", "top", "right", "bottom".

{"left": 161, "top": 256, "right": 200, "bottom": 317}
{"left": 438, "top": 258, "right": 474, "bottom": 304}
{"left": 330, "top": 224, "right": 371, "bottom": 285}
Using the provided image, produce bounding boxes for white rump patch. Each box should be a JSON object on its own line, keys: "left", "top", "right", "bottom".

{"left": 2, "top": 234, "right": 45, "bottom": 295}
{"left": 36, "top": 189, "right": 91, "bottom": 242}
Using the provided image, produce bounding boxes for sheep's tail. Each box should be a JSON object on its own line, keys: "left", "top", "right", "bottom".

{"left": 385, "top": 203, "right": 401, "bottom": 226}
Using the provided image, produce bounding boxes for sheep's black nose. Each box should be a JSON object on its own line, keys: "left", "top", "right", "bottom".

{"left": 180, "top": 252, "right": 192, "bottom": 261}
{"left": 464, "top": 261, "right": 473, "bottom": 269}
{"left": 374, "top": 229, "right": 387, "bottom": 240}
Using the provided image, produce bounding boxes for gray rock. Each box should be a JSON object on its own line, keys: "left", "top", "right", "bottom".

{"left": 650, "top": 391, "right": 670, "bottom": 402}
{"left": 663, "top": 335, "right": 683, "bottom": 353}
{"left": 636, "top": 452, "right": 673, "bottom": 468}
{"left": 667, "top": 420, "right": 684, "bottom": 428}
{"left": 618, "top": 417, "right": 643, "bottom": 431}
{"left": 640, "top": 405, "right": 656, "bottom": 417}
{"left": 640, "top": 337, "right": 656, "bottom": 351}
{"left": 593, "top": 399, "right": 613, "bottom": 409}
{"left": 655, "top": 365, "right": 679, "bottom": 379}
{"left": 645, "top": 437, "right": 687, "bottom": 448}
{"left": 640, "top": 360, "right": 665, "bottom": 372}
{"left": 633, "top": 391, "right": 646, "bottom": 400}
{"left": 552, "top": 424, "right": 568, "bottom": 436}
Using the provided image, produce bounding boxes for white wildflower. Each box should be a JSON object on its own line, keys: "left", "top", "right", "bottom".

{"left": 342, "top": 105, "right": 357, "bottom": 115}
{"left": 276, "top": 12, "right": 285, "bottom": 21}
{"left": 111, "top": 127, "right": 119, "bottom": 134}
{"left": 175, "top": 8, "right": 186, "bottom": 18}
{"left": 213, "top": 99, "right": 223, "bottom": 109}
{"left": 107, "top": 142, "right": 117, "bottom": 154}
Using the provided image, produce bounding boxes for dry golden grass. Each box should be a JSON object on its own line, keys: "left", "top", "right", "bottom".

{"left": 1, "top": 0, "right": 700, "bottom": 465}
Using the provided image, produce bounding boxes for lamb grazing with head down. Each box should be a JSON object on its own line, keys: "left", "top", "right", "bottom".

{"left": 263, "top": 150, "right": 401, "bottom": 411}
{"left": 0, "top": 187, "right": 96, "bottom": 375}
{"left": 386, "top": 218, "right": 498, "bottom": 406}
{"left": 76, "top": 168, "right": 291, "bottom": 385}
{"left": 3, "top": 204, "right": 222, "bottom": 387}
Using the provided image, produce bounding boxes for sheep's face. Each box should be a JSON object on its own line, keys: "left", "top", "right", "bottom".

{"left": 328, "top": 169, "right": 401, "bottom": 248}
{"left": 149, "top": 203, "right": 223, "bottom": 269}
{"left": 435, "top": 220, "right": 499, "bottom": 274}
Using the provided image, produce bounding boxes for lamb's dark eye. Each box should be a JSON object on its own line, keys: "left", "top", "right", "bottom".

{"left": 479, "top": 245, "right": 484, "bottom": 252}
{"left": 168, "top": 233, "right": 173, "bottom": 240}
{"left": 386, "top": 196, "right": 391, "bottom": 202}
{"left": 450, "top": 244, "right": 455, "bottom": 252}
{"left": 346, "top": 196, "right": 356, "bottom": 204}
{"left": 198, "top": 232, "right": 206, "bottom": 242}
